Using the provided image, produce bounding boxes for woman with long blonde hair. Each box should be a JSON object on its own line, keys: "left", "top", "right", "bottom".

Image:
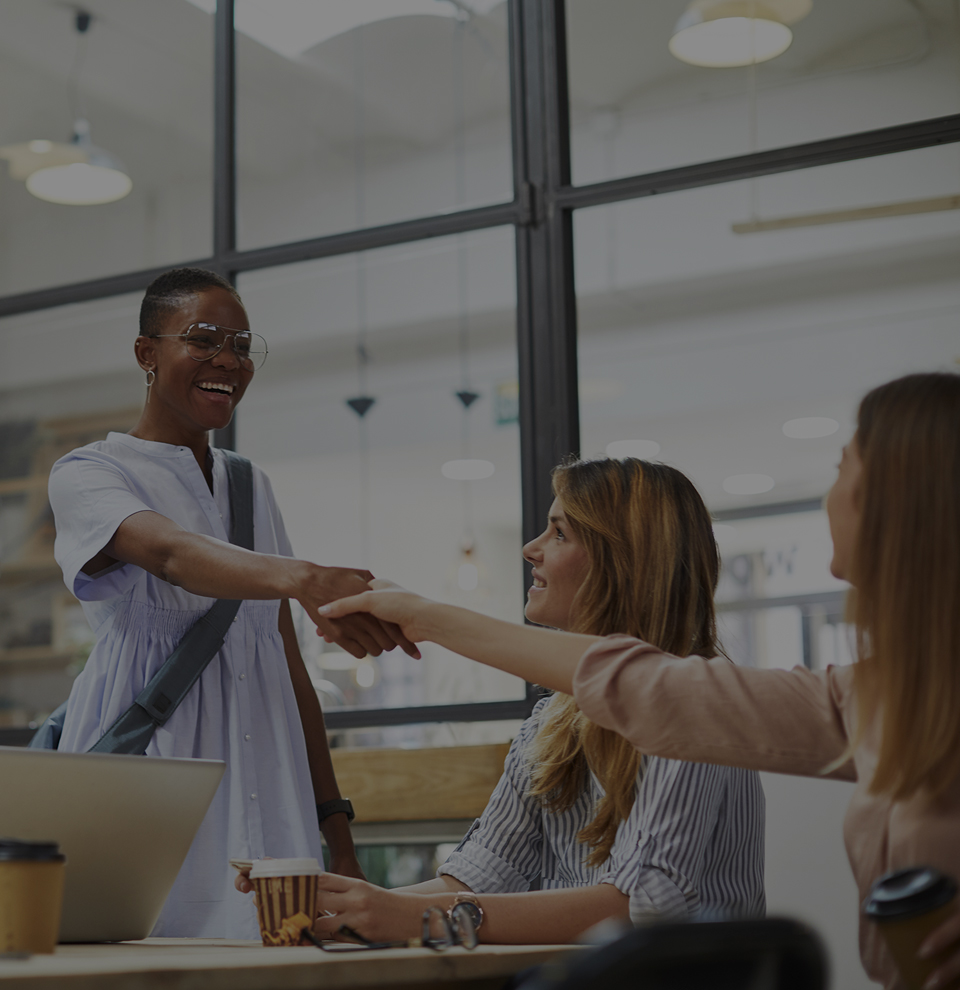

{"left": 263, "top": 457, "right": 765, "bottom": 945}
{"left": 322, "top": 372, "right": 960, "bottom": 988}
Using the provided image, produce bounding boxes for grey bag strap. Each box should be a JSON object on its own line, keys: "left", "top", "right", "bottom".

{"left": 88, "top": 450, "right": 254, "bottom": 756}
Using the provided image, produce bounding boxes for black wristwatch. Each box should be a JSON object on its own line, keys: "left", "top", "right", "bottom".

{"left": 316, "top": 798, "right": 355, "bottom": 825}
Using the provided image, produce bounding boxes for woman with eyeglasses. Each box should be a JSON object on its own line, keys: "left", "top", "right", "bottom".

{"left": 264, "top": 458, "right": 764, "bottom": 945}
{"left": 46, "top": 267, "right": 416, "bottom": 939}
{"left": 321, "top": 372, "right": 960, "bottom": 988}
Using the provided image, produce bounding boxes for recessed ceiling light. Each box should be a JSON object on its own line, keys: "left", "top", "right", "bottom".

{"left": 605, "top": 439, "right": 661, "bottom": 459}
{"left": 782, "top": 417, "right": 840, "bottom": 439}
{"left": 441, "top": 459, "right": 494, "bottom": 480}
{"left": 723, "top": 473, "right": 774, "bottom": 495}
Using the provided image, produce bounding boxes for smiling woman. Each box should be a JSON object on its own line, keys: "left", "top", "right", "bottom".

{"left": 44, "top": 267, "right": 419, "bottom": 939}
{"left": 289, "top": 457, "right": 765, "bottom": 947}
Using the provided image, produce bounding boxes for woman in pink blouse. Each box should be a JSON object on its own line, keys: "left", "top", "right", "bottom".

{"left": 321, "top": 372, "right": 960, "bottom": 990}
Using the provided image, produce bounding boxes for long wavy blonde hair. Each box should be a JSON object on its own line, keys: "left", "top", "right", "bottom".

{"left": 529, "top": 458, "right": 724, "bottom": 865}
{"left": 849, "top": 372, "right": 960, "bottom": 801}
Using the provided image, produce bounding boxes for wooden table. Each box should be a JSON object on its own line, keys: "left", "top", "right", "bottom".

{"left": 0, "top": 939, "right": 580, "bottom": 990}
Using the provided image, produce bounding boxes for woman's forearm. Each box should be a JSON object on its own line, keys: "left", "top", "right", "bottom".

{"left": 318, "top": 589, "right": 598, "bottom": 694}
{"left": 414, "top": 603, "right": 598, "bottom": 694}
{"left": 313, "top": 877, "right": 629, "bottom": 945}
{"left": 469, "top": 884, "right": 629, "bottom": 944}
{"left": 106, "top": 511, "right": 413, "bottom": 659}
{"left": 279, "top": 600, "right": 364, "bottom": 879}
{"left": 108, "top": 509, "right": 302, "bottom": 600}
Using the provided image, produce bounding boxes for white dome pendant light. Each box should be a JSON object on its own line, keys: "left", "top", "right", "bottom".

{"left": 669, "top": 0, "right": 812, "bottom": 68}
{"left": 26, "top": 117, "right": 132, "bottom": 205}
{"left": 14, "top": 10, "right": 132, "bottom": 205}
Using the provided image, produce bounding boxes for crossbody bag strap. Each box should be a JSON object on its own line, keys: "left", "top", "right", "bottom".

{"left": 88, "top": 450, "right": 255, "bottom": 755}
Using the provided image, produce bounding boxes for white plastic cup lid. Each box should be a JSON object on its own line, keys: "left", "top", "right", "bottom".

{"left": 249, "top": 857, "right": 322, "bottom": 878}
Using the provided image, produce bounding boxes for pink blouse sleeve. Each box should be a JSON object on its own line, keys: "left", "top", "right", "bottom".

{"left": 573, "top": 635, "right": 857, "bottom": 782}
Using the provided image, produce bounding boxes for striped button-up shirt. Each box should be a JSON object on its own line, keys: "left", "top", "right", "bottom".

{"left": 439, "top": 698, "right": 765, "bottom": 923}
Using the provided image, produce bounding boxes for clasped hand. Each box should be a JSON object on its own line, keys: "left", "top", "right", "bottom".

{"left": 316, "top": 579, "right": 433, "bottom": 644}
{"left": 299, "top": 569, "right": 421, "bottom": 660}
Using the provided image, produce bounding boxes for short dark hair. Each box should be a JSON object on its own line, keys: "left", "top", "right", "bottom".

{"left": 139, "top": 267, "right": 243, "bottom": 337}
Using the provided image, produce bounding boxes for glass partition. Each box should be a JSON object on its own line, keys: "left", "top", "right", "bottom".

{"left": 566, "top": 0, "right": 960, "bottom": 184}
{"left": 235, "top": 1, "right": 513, "bottom": 249}
{"left": 0, "top": 2, "right": 214, "bottom": 295}
{"left": 575, "top": 143, "right": 960, "bottom": 669}
{"left": 236, "top": 226, "right": 525, "bottom": 745}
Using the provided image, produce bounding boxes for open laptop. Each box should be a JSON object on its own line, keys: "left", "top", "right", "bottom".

{"left": 0, "top": 746, "right": 224, "bottom": 942}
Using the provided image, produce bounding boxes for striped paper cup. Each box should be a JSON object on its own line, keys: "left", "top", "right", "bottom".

{"left": 249, "top": 858, "right": 322, "bottom": 946}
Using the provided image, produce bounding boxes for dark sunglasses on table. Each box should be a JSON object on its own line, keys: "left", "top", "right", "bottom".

{"left": 300, "top": 904, "right": 479, "bottom": 953}
{"left": 150, "top": 323, "right": 268, "bottom": 371}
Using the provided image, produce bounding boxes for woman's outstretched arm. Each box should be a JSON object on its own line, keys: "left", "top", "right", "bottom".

{"left": 88, "top": 511, "right": 418, "bottom": 660}
{"left": 278, "top": 599, "right": 365, "bottom": 879}
{"left": 318, "top": 582, "right": 596, "bottom": 692}
{"left": 320, "top": 582, "right": 856, "bottom": 780}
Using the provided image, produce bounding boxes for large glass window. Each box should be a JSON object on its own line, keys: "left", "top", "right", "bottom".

{"left": 575, "top": 143, "right": 960, "bottom": 673}
{"left": 236, "top": 226, "right": 525, "bottom": 745}
{"left": 0, "top": 2, "right": 214, "bottom": 295}
{"left": 566, "top": 0, "right": 960, "bottom": 184}
{"left": 235, "top": 1, "right": 513, "bottom": 249}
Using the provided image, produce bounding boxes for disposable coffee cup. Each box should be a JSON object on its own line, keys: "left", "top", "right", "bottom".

{"left": 0, "top": 838, "right": 66, "bottom": 954}
{"left": 864, "top": 867, "right": 959, "bottom": 990}
{"left": 249, "top": 858, "right": 322, "bottom": 947}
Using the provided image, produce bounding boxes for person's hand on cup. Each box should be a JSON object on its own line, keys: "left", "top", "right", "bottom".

{"left": 312, "top": 873, "right": 423, "bottom": 944}
{"left": 919, "top": 909, "right": 960, "bottom": 989}
{"left": 234, "top": 864, "right": 254, "bottom": 895}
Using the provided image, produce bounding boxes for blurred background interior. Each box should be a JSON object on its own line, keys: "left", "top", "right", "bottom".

{"left": 1, "top": 2, "right": 958, "bottom": 983}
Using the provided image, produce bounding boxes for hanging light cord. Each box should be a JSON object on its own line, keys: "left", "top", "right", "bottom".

{"left": 68, "top": 11, "right": 92, "bottom": 128}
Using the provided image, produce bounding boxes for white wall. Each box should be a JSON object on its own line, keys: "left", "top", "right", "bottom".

{"left": 763, "top": 773, "right": 872, "bottom": 989}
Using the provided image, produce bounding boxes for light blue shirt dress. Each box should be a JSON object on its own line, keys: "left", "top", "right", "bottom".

{"left": 47, "top": 432, "right": 323, "bottom": 938}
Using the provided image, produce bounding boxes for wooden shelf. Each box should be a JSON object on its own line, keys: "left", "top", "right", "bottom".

{"left": 0, "top": 645, "right": 76, "bottom": 665}
{"left": 331, "top": 743, "right": 510, "bottom": 823}
{"left": 0, "top": 476, "right": 48, "bottom": 496}
{"left": 0, "top": 560, "right": 61, "bottom": 586}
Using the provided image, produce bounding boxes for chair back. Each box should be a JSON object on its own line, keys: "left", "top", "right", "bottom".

{"left": 519, "top": 918, "right": 827, "bottom": 990}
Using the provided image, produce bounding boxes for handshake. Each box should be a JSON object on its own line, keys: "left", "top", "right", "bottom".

{"left": 299, "top": 569, "right": 430, "bottom": 662}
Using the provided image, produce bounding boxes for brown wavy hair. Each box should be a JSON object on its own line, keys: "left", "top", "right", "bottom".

{"left": 529, "top": 458, "right": 724, "bottom": 865}
{"left": 849, "top": 372, "right": 960, "bottom": 801}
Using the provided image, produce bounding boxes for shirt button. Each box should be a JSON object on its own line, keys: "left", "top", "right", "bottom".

{"left": 245, "top": 734, "right": 251, "bottom": 741}
{"left": 250, "top": 793, "right": 257, "bottom": 800}
{"left": 239, "top": 673, "right": 245, "bottom": 680}
{"left": 232, "top": 617, "right": 238, "bottom": 623}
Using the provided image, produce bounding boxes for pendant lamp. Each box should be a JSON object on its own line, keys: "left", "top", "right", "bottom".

{"left": 0, "top": 11, "right": 133, "bottom": 206}
{"left": 669, "top": 0, "right": 812, "bottom": 68}
{"left": 25, "top": 118, "right": 132, "bottom": 206}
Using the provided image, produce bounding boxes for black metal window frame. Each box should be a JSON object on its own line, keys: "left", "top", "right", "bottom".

{"left": 2, "top": 0, "right": 959, "bottom": 731}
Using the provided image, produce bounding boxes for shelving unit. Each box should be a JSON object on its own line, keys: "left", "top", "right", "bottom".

{"left": 0, "top": 406, "right": 139, "bottom": 727}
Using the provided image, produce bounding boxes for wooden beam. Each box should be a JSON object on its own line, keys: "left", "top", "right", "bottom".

{"left": 330, "top": 743, "right": 511, "bottom": 823}
{"left": 731, "top": 195, "right": 960, "bottom": 233}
